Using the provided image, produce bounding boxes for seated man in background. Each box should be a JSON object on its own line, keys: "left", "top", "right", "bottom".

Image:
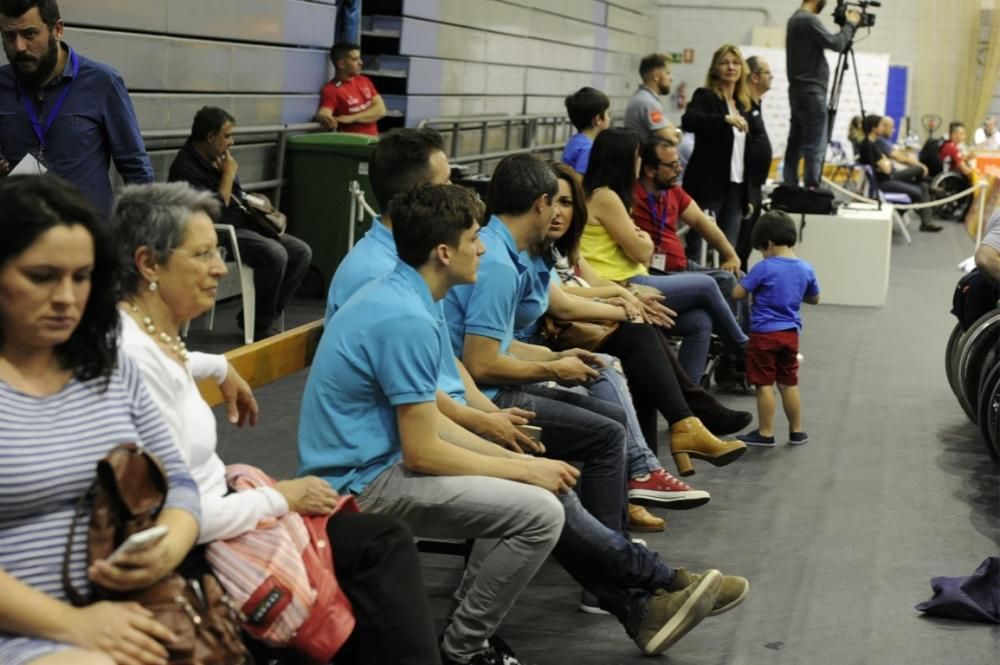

{"left": 315, "top": 42, "right": 386, "bottom": 135}
{"left": 858, "top": 114, "right": 942, "bottom": 232}
{"left": 875, "top": 116, "right": 929, "bottom": 178}
{"left": 561, "top": 86, "right": 611, "bottom": 176}
{"left": 326, "top": 126, "right": 543, "bottom": 455}
{"left": 940, "top": 121, "right": 976, "bottom": 180}
{"left": 974, "top": 116, "right": 999, "bottom": 151}
{"left": 300, "top": 183, "right": 746, "bottom": 662}
{"left": 168, "top": 106, "right": 312, "bottom": 338}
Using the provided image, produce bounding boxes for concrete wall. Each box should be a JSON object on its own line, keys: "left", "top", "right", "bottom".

{"left": 397, "top": 0, "right": 659, "bottom": 124}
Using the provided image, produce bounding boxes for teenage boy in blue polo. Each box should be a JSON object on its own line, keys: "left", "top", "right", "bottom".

{"left": 325, "top": 127, "right": 541, "bottom": 454}
{"left": 300, "top": 183, "right": 747, "bottom": 662}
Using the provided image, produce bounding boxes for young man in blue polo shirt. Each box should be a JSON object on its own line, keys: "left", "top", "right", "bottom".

{"left": 444, "top": 154, "right": 633, "bottom": 538}
{"left": 301, "top": 184, "right": 746, "bottom": 662}
{"left": 325, "top": 127, "right": 541, "bottom": 454}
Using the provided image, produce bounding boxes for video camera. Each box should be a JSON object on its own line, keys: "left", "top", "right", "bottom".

{"left": 833, "top": 0, "right": 879, "bottom": 29}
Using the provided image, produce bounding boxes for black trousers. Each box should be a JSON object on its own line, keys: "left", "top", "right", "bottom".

{"left": 233, "top": 228, "right": 313, "bottom": 332}
{"left": 248, "top": 512, "right": 441, "bottom": 665}
{"left": 880, "top": 165, "right": 933, "bottom": 225}
{"left": 600, "top": 323, "right": 693, "bottom": 444}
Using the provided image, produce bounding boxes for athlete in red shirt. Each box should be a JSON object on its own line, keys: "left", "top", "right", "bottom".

{"left": 939, "top": 121, "right": 974, "bottom": 178}
{"left": 316, "top": 42, "right": 387, "bottom": 136}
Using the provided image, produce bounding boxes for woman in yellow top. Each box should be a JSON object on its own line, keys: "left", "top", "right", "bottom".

{"left": 581, "top": 128, "right": 748, "bottom": 383}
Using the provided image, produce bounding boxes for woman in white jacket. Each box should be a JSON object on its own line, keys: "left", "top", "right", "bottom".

{"left": 113, "top": 182, "right": 441, "bottom": 665}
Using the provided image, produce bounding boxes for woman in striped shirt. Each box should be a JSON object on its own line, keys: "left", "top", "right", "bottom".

{"left": 0, "top": 176, "right": 202, "bottom": 665}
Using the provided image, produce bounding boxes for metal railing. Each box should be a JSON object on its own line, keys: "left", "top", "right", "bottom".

{"left": 141, "top": 122, "right": 322, "bottom": 208}
{"left": 417, "top": 112, "right": 627, "bottom": 174}
{"left": 417, "top": 113, "right": 575, "bottom": 173}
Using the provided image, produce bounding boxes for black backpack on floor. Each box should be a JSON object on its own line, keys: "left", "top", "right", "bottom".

{"left": 769, "top": 185, "right": 837, "bottom": 215}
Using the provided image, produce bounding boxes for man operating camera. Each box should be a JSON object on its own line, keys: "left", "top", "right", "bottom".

{"left": 782, "top": 0, "right": 861, "bottom": 190}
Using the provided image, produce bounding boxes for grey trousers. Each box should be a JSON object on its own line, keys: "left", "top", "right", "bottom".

{"left": 356, "top": 463, "right": 565, "bottom": 661}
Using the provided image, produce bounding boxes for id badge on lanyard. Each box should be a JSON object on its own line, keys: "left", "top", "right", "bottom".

{"left": 647, "top": 191, "right": 669, "bottom": 271}
{"left": 19, "top": 49, "right": 78, "bottom": 166}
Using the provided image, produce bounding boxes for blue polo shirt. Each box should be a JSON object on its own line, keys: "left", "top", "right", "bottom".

{"left": 325, "top": 217, "right": 466, "bottom": 403}
{"left": 740, "top": 256, "right": 819, "bottom": 333}
{"left": 0, "top": 44, "right": 153, "bottom": 218}
{"left": 514, "top": 250, "right": 556, "bottom": 343}
{"left": 444, "top": 216, "right": 528, "bottom": 398}
{"left": 561, "top": 133, "right": 593, "bottom": 174}
{"left": 299, "top": 262, "right": 442, "bottom": 495}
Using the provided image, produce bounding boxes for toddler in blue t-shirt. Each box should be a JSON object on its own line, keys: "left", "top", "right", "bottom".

{"left": 731, "top": 211, "right": 820, "bottom": 446}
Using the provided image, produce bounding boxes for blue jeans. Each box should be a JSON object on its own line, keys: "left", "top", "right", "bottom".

{"left": 783, "top": 88, "right": 828, "bottom": 188}
{"left": 630, "top": 272, "right": 749, "bottom": 382}
{"left": 559, "top": 355, "right": 662, "bottom": 479}
{"left": 493, "top": 385, "right": 628, "bottom": 534}
{"left": 553, "top": 490, "right": 676, "bottom": 634}
{"left": 680, "top": 261, "right": 749, "bottom": 334}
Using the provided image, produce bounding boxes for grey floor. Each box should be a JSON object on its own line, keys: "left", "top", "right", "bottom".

{"left": 204, "top": 219, "right": 1000, "bottom": 665}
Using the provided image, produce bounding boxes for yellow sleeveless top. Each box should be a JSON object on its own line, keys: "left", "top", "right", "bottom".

{"left": 580, "top": 221, "right": 648, "bottom": 283}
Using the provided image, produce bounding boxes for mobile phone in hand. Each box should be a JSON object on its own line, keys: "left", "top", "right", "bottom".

{"left": 516, "top": 424, "right": 543, "bottom": 442}
{"left": 108, "top": 525, "right": 168, "bottom": 563}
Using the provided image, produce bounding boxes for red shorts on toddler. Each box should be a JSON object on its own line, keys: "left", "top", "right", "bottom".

{"left": 745, "top": 329, "right": 799, "bottom": 386}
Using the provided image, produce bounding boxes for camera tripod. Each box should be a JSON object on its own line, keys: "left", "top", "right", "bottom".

{"left": 821, "top": 37, "right": 867, "bottom": 177}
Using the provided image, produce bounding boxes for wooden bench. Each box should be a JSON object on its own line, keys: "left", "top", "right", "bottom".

{"left": 196, "top": 319, "right": 470, "bottom": 560}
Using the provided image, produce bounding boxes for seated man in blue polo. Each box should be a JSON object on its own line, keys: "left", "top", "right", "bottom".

{"left": 325, "top": 127, "right": 541, "bottom": 454}
{"left": 445, "top": 154, "right": 642, "bottom": 537}
{"left": 299, "top": 183, "right": 745, "bottom": 662}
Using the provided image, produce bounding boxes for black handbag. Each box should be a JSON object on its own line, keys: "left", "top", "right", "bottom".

{"left": 769, "top": 184, "right": 837, "bottom": 215}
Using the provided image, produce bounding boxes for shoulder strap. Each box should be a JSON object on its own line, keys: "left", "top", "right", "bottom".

{"left": 62, "top": 484, "right": 96, "bottom": 607}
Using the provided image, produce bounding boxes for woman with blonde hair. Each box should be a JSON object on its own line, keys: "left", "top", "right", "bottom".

{"left": 681, "top": 44, "right": 761, "bottom": 261}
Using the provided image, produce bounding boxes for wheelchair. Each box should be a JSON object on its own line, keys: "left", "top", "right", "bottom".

{"left": 930, "top": 169, "right": 972, "bottom": 221}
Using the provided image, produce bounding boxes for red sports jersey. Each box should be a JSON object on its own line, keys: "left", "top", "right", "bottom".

{"left": 320, "top": 75, "right": 380, "bottom": 136}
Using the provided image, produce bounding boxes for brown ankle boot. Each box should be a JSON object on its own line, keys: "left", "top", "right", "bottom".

{"left": 670, "top": 417, "right": 747, "bottom": 476}
{"left": 629, "top": 503, "right": 666, "bottom": 532}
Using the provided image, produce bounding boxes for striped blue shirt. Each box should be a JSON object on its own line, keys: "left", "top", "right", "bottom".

{"left": 0, "top": 354, "right": 201, "bottom": 664}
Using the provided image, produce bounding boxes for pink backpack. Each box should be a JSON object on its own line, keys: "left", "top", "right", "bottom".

{"left": 205, "top": 465, "right": 357, "bottom": 664}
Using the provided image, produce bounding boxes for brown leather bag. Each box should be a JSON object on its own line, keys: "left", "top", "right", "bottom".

{"left": 63, "top": 444, "right": 247, "bottom": 665}
{"left": 542, "top": 317, "right": 620, "bottom": 352}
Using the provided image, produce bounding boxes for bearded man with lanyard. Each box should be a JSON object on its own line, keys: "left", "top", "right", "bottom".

{"left": 632, "top": 135, "right": 750, "bottom": 386}
{"left": 0, "top": 0, "right": 153, "bottom": 218}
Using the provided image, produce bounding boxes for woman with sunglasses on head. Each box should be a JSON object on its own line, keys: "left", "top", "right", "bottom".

{"left": 513, "top": 163, "right": 749, "bottom": 480}
{"left": 580, "top": 127, "right": 749, "bottom": 385}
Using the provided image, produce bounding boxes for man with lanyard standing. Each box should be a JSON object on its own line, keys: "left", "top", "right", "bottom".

{"left": 0, "top": 0, "right": 153, "bottom": 219}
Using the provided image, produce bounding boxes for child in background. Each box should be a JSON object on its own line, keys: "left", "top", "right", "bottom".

{"left": 732, "top": 211, "right": 819, "bottom": 446}
{"left": 562, "top": 87, "right": 611, "bottom": 176}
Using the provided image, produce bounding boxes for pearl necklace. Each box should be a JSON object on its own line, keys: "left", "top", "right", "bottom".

{"left": 128, "top": 302, "right": 189, "bottom": 362}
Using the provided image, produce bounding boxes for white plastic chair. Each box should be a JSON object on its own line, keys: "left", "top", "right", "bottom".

{"left": 859, "top": 164, "right": 912, "bottom": 245}
{"left": 184, "top": 224, "right": 283, "bottom": 345}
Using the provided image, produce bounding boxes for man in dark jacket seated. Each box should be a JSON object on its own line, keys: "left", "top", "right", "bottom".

{"left": 169, "top": 106, "right": 313, "bottom": 338}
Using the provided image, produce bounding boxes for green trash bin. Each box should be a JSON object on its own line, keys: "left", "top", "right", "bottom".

{"left": 285, "top": 133, "right": 380, "bottom": 295}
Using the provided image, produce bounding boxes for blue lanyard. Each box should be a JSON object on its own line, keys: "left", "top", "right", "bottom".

{"left": 19, "top": 49, "right": 79, "bottom": 150}
{"left": 647, "top": 191, "right": 669, "bottom": 249}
